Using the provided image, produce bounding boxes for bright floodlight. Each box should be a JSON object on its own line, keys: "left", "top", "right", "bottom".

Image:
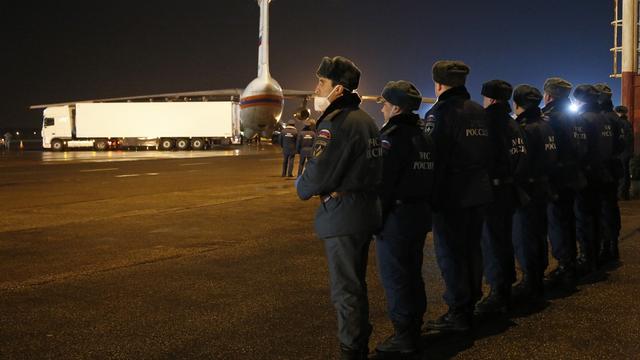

{"left": 569, "top": 103, "right": 579, "bottom": 113}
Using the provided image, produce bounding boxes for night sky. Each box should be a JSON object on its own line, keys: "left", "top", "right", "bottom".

{"left": 2, "top": 0, "right": 617, "bottom": 130}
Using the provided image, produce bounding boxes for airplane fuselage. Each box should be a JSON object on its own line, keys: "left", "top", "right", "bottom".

{"left": 239, "top": 0, "right": 284, "bottom": 140}
{"left": 239, "top": 76, "right": 283, "bottom": 139}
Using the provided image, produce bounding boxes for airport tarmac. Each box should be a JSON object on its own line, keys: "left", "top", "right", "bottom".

{"left": 1, "top": 145, "right": 639, "bottom": 359}
{"left": 0, "top": 145, "right": 270, "bottom": 165}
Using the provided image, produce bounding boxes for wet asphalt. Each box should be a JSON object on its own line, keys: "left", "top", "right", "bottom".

{"left": 0, "top": 146, "right": 638, "bottom": 359}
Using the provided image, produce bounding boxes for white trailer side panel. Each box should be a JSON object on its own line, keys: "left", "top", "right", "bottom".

{"left": 75, "top": 102, "right": 234, "bottom": 138}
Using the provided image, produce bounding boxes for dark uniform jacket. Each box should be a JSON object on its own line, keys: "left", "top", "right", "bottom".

{"left": 296, "top": 93, "right": 383, "bottom": 238}
{"left": 378, "top": 112, "right": 434, "bottom": 221}
{"left": 424, "top": 86, "right": 493, "bottom": 210}
{"left": 296, "top": 130, "right": 316, "bottom": 157}
{"left": 485, "top": 102, "right": 527, "bottom": 208}
{"left": 619, "top": 114, "right": 634, "bottom": 159}
{"left": 579, "top": 103, "right": 615, "bottom": 184}
{"left": 601, "top": 100, "right": 627, "bottom": 180}
{"left": 542, "top": 98, "right": 588, "bottom": 190}
{"left": 515, "top": 107, "right": 558, "bottom": 201}
{"left": 279, "top": 126, "right": 298, "bottom": 155}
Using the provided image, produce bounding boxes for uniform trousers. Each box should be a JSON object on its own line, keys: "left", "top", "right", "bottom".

{"left": 433, "top": 206, "right": 484, "bottom": 313}
{"left": 376, "top": 202, "right": 430, "bottom": 329}
{"left": 323, "top": 233, "right": 373, "bottom": 351}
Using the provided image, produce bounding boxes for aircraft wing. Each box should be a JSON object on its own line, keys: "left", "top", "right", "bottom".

{"left": 30, "top": 88, "right": 317, "bottom": 110}
{"left": 283, "top": 90, "right": 314, "bottom": 99}
{"left": 360, "top": 95, "right": 437, "bottom": 104}
{"left": 29, "top": 89, "right": 245, "bottom": 109}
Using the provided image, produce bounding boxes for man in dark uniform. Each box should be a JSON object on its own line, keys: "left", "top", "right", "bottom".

{"left": 572, "top": 84, "right": 615, "bottom": 276}
{"left": 296, "top": 123, "right": 316, "bottom": 177}
{"left": 542, "top": 78, "right": 587, "bottom": 290}
{"left": 296, "top": 56, "right": 382, "bottom": 360}
{"left": 474, "top": 80, "right": 526, "bottom": 315}
{"left": 510, "top": 85, "right": 558, "bottom": 306}
{"left": 374, "top": 81, "right": 434, "bottom": 357}
{"left": 424, "top": 61, "right": 493, "bottom": 332}
{"left": 615, "top": 105, "right": 634, "bottom": 200}
{"left": 3, "top": 132, "right": 12, "bottom": 151}
{"left": 279, "top": 119, "right": 298, "bottom": 177}
{"left": 595, "top": 83, "right": 625, "bottom": 263}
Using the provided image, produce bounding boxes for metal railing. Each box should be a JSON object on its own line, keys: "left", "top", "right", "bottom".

{"left": 610, "top": 0, "right": 640, "bottom": 78}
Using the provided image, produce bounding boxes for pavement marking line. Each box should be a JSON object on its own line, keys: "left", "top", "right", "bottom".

{"left": 0, "top": 246, "right": 228, "bottom": 291}
{"left": 145, "top": 173, "right": 159, "bottom": 176}
{"left": 80, "top": 168, "right": 119, "bottom": 173}
{"left": 0, "top": 195, "right": 264, "bottom": 233}
{"left": 178, "top": 162, "right": 209, "bottom": 166}
{"left": 115, "top": 174, "right": 141, "bottom": 178}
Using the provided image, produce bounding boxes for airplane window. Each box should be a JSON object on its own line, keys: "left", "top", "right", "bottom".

{"left": 44, "top": 118, "right": 55, "bottom": 126}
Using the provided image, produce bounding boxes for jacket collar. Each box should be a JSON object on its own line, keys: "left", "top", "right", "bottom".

{"left": 381, "top": 112, "right": 420, "bottom": 132}
{"left": 580, "top": 102, "right": 601, "bottom": 114}
{"left": 541, "top": 98, "right": 571, "bottom": 115}
{"left": 600, "top": 99, "right": 614, "bottom": 112}
{"left": 437, "top": 86, "right": 471, "bottom": 103}
{"left": 486, "top": 101, "right": 512, "bottom": 117}
{"left": 317, "top": 92, "right": 361, "bottom": 124}
{"left": 515, "top": 107, "right": 542, "bottom": 124}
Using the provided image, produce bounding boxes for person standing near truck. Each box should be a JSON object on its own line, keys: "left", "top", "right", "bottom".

{"left": 3, "top": 132, "right": 12, "bottom": 151}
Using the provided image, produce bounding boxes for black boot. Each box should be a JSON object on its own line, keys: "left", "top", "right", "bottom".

{"left": 474, "top": 287, "right": 509, "bottom": 315}
{"left": 598, "top": 247, "right": 612, "bottom": 266}
{"left": 375, "top": 323, "right": 420, "bottom": 358}
{"left": 425, "top": 310, "right": 471, "bottom": 332}
{"left": 511, "top": 276, "right": 543, "bottom": 305}
{"left": 611, "top": 242, "right": 620, "bottom": 262}
{"left": 544, "top": 263, "right": 577, "bottom": 290}
{"left": 340, "top": 344, "right": 369, "bottom": 360}
{"left": 576, "top": 255, "right": 597, "bottom": 277}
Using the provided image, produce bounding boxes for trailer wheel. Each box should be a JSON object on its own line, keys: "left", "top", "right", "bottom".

{"left": 176, "top": 138, "right": 190, "bottom": 151}
{"left": 190, "top": 138, "right": 205, "bottom": 150}
{"left": 159, "top": 138, "right": 174, "bottom": 151}
{"left": 51, "top": 139, "right": 64, "bottom": 152}
{"left": 95, "top": 139, "right": 109, "bottom": 151}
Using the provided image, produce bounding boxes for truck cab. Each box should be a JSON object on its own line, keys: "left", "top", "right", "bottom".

{"left": 42, "top": 106, "right": 73, "bottom": 150}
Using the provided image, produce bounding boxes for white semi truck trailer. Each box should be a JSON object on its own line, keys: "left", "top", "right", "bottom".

{"left": 39, "top": 101, "right": 242, "bottom": 151}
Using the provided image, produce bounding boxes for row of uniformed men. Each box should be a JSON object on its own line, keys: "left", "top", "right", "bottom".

{"left": 278, "top": 120, "right": 316, "bottom": 177}
{"left": 294, "top": 55, "right": 630, "bottom": 360}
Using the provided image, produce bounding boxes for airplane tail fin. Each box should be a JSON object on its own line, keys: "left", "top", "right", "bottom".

{"left": 257, "top": 0, "right": 270, "bottom": 79}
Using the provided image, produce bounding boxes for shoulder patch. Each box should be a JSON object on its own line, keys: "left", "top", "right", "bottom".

{"left": 423, "top": 115, "right": 436, "bottom": 135}
{"left": 318, "top": 129, "right": 332, "bottom": 140}
{"left": 313, "top": 139, "right": 328, "bottom": 157}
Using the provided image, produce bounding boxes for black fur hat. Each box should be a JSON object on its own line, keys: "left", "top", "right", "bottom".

{"left": 615, "top": 105, "right": 628, "bottom": 114}
{"left": 481, "top": 80, "right": 513, "bottom": 101}
{"left": 593, "top": 83, "right": 613, "bottom": 103}
{"left": 381, "top": 80, "right": 422, "bottom": 111}
{"left": 544, "top": 77, "right": 573, "bottom": 99}
{"left": 513, "top": 84, "right": 543, "bottom": 109}
{"left": 316, "top": 56, "right": 361, "bottom": 91}
{"left": 573, "top": 84, "right": 600, "bottom": 103}
{"left": 432, "top": 60, "right": 470, "bottom": 87}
